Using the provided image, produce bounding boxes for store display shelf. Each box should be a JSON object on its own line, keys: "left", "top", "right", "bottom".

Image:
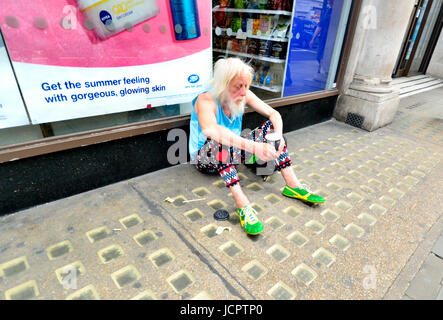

{"left": 214, "top": 28, "right": 289, "bottom": 42}
{"left": 250, "top": 83, "right": 282, "bottom": 92}
{"left": 213, "top": 48, "right": 286, "bottom": 63}
{"left": 212, "top": 6, "right": 292, "bottom": 16}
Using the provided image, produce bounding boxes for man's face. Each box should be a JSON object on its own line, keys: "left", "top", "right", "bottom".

{"left": 227, "top": 72, "right": 249, "bottom": 106}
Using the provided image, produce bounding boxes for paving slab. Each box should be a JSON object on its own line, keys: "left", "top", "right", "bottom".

{"left": 0, "top": 88, "right": 442, "bottom": 300}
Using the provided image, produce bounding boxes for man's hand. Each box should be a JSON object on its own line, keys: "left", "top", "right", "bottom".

{"left": 254, "top": 142, "right": 279, "bottom": 162}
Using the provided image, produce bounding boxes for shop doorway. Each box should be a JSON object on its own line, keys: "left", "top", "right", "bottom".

{"left": 393, "top": 0, "right": 433, "bottom": 78}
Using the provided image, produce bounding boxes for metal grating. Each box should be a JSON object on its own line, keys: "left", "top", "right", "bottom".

{"left": 345, "top": 112, "right": 364, "bottom": 129}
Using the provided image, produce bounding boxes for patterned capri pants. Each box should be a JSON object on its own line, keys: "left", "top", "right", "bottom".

{"left": 193, "top": 120, "right": 292, "bottom": 188}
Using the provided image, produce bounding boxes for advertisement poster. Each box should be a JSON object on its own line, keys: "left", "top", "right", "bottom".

{"left": 0, "top": 0, "right": 212, "bottom": 124}
{"left": 0, "top": 33, "right": 30, "bottom": 129}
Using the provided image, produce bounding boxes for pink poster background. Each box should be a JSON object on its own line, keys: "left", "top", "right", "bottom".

{"left": 0, "top": 0, "right": 211, "bottom": 67}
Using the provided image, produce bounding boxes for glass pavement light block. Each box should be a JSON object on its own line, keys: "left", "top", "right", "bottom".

{"left": 134, "top": 230, "right": 158, "bottom": 246}
{"left": 283, "top": 206, "right": 303, "bottom": 219}
{"left": 349, "top": 170, "right": 363, "bottom": 179}
{"left": 167, "top": 270, "right": 195, "bottom": 293}
{"left": 392, "top": 162, "right": 406, "bottom": 170}
{"left": 335, "top": 200, "right": 353, "bottom": 212}
{"left": 388, "top": 188, "right": 405, "bottom": 199}
{"left": 379, "top": 195, "right": 396, "bottom": 207}
{"left": 192, "top": 187, "right": 211, "bottom": 197}
{"left": 287, "top": 231, "right": 309, "bottom": 248}
{"left": 184, "top": 208, "right": 205, "bottom": 222}
{"left": 314, "top": 155, "right": 326, "bottom": 161}
{"left": 346, "top": 192, "right": 364, "bottom": 203}
{"left": 340, "top": 157, "right": 353, "bottom": 164}
{"left": 358, "top": 165, "right": 372, "bottom": 174}
{"left": 320, "top": 209, "right": 340, "bottom": 222}
{"left": 374, "top": 156, "right": 388, "bottom": 163}
{"left": 312, "top": 247, "right": 336, "bottom": 268}
{"left": 299, "top": 148, "right": 311, "bottom": 153}
{"left": 369, "top": 204, "right": 387, "bottom": 216}
{"left": 149, "top": 248, "right": 175, "bottom": 268}
{"left": 98, "top": 245, "right": 124, "bottom": 264}
{"left": 191, "top": 291, "right": 213, "bottom": 300}
{"left": 200, "top": 224, "right": 218, "bottom": 238}
{"left": 314, "top": 189, "right": 329, "bottom": 199}
{"left": 267, "top": 282, "right": 296, "bottom": 300}
{"left": 246, "top": 182, "right": 264, "bottom": 192}
{"left": 334, "top": 147, "right": 345, "bottom": 152}
{"left": 264, "top": 193, "right": 282, "bottom": 204}
{"left": 55, "top": 261, "right": 86, "bottom": 285}
{"left": 291, "top": 264, "right": 318, "bottom": 287}
{"left": 293, "top": 164, "right": 305, "bottom": 172}
{"left": 131, "top": 290, "right": 157, "bottom": 300}
{"left": 358, "top": 213, "right": 377, "bottom": 226}
{"left": 326, "top": 182, "right": 342, "bottom": 192}
{"left": 111, "top": 265, "right": 141, "bottom": 289}
{"left": 119, "top": 214, "right": 143, "bottom": 229}
{"left": 319, "top": 140, "right": 329, "bottom": 146}
{"left": 368, "top": 178, "right": 384, "bottom": 189}
{"left": 345, "top": 223, "right": 365, "bottom": 238}
{"left": 171, "top": 195, "right": 187, "bottom": 207}
{"left": 303, "top": 160, "right": 316, "bottom": 166}
{"left": 324, "top": 151, "right": 336, "bottom": 157}
{"left": 308, "top": 173, "right": 322, "bottom": 182}
{"left": 385, "top": 167, "right": 399, "bottom": 177}
{"left": 251, "top": 202, "right": 265, "bottom": 213}
{"left": 377, "top": 173, "right": 391, "bottom": 182}
{"left": 86, "top": 226, "right": 111, "bottom": 243}
{"left": 331, "top": 162, "right": 345, "bottom": 170}
{"left": 360, "top": 185, "right": 375, "bottom": 194}
{"left": 338, "top": 176, "right": 352, "bottom": 184}
{"left": 212, "top": 180, "right": 226, "bottom": 189}
{"left": 0, "top": 256, "right": 29, "bottom": 278}
{"left": 320, "top": 167, "right": 333, "bottom": 175}
{"left": 207, "top": 199, "right": 227, "bottom": 211}
{"left": 350, "top": 153, "right": 362, "bottom": 159}
{"left": 266, "top": 216, "right": 285, "bottom": 230}
{"left": 242, "top": 260, "right": 268, "bottom": 281}
{"left": 266, "top": 244, "right": 291, "bottom": 263}
{"left": 366, "top": 160, "right": 380, "bottom": 167}
{"left": 396, "top": 181, "right": 411, "bottom": 191}
{"left": 219, "top": 241, "right": 243, "bottom": 259}
{"left": 411, "top": 170, "right": 426, "bottom": 178}
{"left": 46, "top": 240, "right": 73, "bottom": 260}
{"left": 66, "top": 285, "right": 100, "bottom": 300}
{"left": 417, "top": 165, "right": 431, "bottom": 173}
{"left": 329, "top": 234, "right": 351, "bottom": 251}
{"left": 5, "top": 280, "right": 39, "bottom": 300}
{"left": 305, "top": 220, "right": 326, "bottom": 234}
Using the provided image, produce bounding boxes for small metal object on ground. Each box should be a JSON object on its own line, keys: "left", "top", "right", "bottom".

{"left": 213, "top": 209, "right": 230, "bottom": 221}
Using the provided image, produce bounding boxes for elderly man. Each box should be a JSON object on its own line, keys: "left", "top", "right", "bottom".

{"left": 189, "top": 58, "right": 325, "bottom": 235}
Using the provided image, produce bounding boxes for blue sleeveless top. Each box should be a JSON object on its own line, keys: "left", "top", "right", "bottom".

{"left": 189, "top": 91, "right": 243, "bottom": 160}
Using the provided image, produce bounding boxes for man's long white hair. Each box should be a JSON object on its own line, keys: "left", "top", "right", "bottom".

{"left": 210, "top": 58, "right": 254, "bottom": 119}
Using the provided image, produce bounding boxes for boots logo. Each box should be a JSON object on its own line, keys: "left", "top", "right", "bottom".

{"left": 188, "top": 74, "right": 200, "bottom": 84}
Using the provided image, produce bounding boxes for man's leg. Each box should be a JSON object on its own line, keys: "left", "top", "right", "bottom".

{"left": 245, "top": 120, "right": 325, "bottom": 204}
{"left": 217, "top": 149, "right": 264, "bottom": 235}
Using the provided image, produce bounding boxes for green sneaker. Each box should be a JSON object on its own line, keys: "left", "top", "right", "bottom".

{"left": 237, "top": 205, "right": 264, "bottom": 235}
{"left": 282, "top": 184, "right": 325, "bottom": 204}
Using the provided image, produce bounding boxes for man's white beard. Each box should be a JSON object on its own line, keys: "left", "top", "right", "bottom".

{"left": 221, "top": 91, "right": 245, "bottom": 119}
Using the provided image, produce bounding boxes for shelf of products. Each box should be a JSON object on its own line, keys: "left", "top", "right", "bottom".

{"left": 214, "top": 27, "right": 289, "bottom": 42}
{"left": 213, "top": 6, "right": 292, "bottom": 16}
{"left": 212, "top": 0, "right": 294, "bottom": 98}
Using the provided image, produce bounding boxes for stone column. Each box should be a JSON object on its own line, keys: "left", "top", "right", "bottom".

{"left": 333, "top": 0, "right": 416, "bottom": 131}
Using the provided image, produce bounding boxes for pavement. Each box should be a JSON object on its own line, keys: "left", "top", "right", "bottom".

{"left": 0, "top": 86, "right": 442, "bottom": 300}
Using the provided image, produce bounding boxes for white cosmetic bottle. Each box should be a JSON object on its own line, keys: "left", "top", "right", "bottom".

{"left": 77, "top": 0, "right": 160, "bottom": 39}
